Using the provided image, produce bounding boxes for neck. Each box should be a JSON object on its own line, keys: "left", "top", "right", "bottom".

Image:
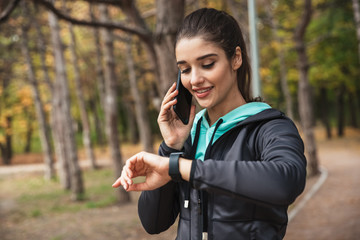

{"left": 207, "top": 93, "right": 246, "bottom": 126}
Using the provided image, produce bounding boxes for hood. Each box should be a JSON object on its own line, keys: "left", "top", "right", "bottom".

{"left": 190, "top": 102, "right": 273, "bottom": 161}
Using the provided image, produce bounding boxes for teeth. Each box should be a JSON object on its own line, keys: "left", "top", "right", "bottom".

{"left": 196, "top": 88, "right": 211, "bottom": 93}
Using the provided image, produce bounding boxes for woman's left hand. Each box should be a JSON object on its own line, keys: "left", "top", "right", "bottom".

{"left": 112, "top": 152, "right": 171, "bottom": 191}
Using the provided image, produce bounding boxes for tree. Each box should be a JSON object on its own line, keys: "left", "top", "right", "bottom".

{"left": 265, "top": 1, "right": 294, "bottom": 120}
{"left": 0, "top": 0, "right": 20, "bottom": 24}
{"left": 125, "top": 39, "right": 154, "bottom": 153}
{"left": 19, "top": 1, "right": 55, "bottom": 179}
{"left": 48, "top": 0, "right": 84, "bottom": 200}
{"left": 33, "top": 0, "right": 185, "bottom": 101}
{"left": 307, "top": 0, "right": 360, "bottom": 136}
{"left": 64, "top": 1, "right": 97, "bottom": 169}
{"left": 294, "top": 0, "right": 319, "bottom": 177}
{"left": 352, "top": 0, "right": 360, "bottom": 63}
{"left": 89, "top": 3, "right": 106, "bottom": 146}
{"left": 0, "top": 25, "right": 18, "bottom": 165}
{"left": 98, "top": 4, "right": 130, "bottom": 203}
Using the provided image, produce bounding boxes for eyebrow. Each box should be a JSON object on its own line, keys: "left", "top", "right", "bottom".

{"left": 176, "top": 53, "right": 218, "bottom": 65}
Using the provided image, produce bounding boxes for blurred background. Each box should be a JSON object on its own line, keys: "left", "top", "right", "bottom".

{"left": 0, "top": 0, "right": 359, "bottom": 239}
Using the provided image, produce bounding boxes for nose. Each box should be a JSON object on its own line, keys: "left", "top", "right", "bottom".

{"left": 189, "top": 68, "right": 204, "bottom": 86}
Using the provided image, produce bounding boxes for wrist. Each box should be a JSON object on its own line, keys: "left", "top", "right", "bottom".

{"left": 164, "top": 140, "right": 184, "bottom": 151}
{"left": 178, "top": 158, "right": 191, "bottom": 182}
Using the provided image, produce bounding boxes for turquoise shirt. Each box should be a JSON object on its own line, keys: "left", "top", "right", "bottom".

{"left": 190, "top": 102, "right": 271, "bottom": 161}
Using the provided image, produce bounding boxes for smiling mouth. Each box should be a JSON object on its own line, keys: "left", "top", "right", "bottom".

{"left": 194, "top": 87, "right": 213, "bottom": 93}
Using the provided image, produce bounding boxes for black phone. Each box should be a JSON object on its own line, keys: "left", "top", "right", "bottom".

{"left": 173, "top": 70, "right": 192, "bottom": 125}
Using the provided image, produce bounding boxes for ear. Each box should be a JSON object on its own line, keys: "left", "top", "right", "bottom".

{"left": 232, "top": 46, "right": 242, "bottom": 70}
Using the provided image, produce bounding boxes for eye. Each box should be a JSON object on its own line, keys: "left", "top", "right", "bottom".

{"left": 181, "top": 68, "right": 190, "bottom": 74}
{"left": 203, "top": 62, "right": 215, "bottom": 69}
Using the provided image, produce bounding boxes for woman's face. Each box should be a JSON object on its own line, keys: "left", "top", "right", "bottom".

{"left": 175, "top": 37, "right": 244, "bottom": 118}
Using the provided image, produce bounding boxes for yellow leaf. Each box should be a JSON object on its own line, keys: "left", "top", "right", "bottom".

{"left": 0, "top": 135, "right": 5, "bottom": 144}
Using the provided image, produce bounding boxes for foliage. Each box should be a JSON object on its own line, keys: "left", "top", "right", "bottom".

{"left": 0, "top": 0, "right": 359, "bottom": 161}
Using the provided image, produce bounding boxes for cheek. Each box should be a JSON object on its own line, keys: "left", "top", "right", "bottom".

{"left": 181, "top": 77, "right": 192, "bottom": 92}
{"left": 212, "top": 64, "right": 231, "bottom": 84}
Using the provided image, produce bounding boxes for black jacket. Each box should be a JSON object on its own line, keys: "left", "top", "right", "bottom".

{"left": 138, "top": 109, "right": 307, "bottom": 239}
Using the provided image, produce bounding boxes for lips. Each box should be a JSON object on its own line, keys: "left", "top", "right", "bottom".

{"left": 193, "top": 87, "right": 213, "bottom": 98}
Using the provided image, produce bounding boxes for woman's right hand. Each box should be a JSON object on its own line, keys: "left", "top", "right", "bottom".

{"left": 158, "top": 83, "right": 196, "bottom": 150}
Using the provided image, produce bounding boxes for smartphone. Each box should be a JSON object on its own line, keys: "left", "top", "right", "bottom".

{"left": 173, "top": 70, "right": 192, "bottom": 125}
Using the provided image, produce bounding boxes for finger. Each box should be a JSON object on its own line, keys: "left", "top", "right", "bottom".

{"left": 161, "top": 84, "right": 178, "bottom": 106}
{"left": 112, "top": 177, "right": 123, "bottom": 188}
{"left": 125, "top": 152, "right": 145, "bottom": 178}
{"left": 126, "top": 182, "right": 148, "bottom": 192}
{"left": 165, "top": 82, "right": 176, "bottom": 96}
{"left": 161, "top": 91, "right": 178, "bottom": 110}
{"left": 124, "top": 167, "right": 133, "bottom": 185}
{"left": 120, "top": 167, "right": 132, "bottom": 186}
{"left": 161, "top": 98, "right": 177, "bottom": 112}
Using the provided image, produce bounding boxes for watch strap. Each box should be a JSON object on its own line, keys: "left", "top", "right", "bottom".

{"left": 169, "top": 152, "right": 183, "bottom": 182}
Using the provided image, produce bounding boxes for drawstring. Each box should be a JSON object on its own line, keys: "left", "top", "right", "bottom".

{"left": 202, "top": 118, "right": 223, "bottom": 233}
{"left": 204, "top": 119, "right": 223, "bottom": 158}
{"left": 184, "top": 117, "right": 203, "bottom": 209}
{"left": 184, "top": 118, "right": 223, "bottom": 211}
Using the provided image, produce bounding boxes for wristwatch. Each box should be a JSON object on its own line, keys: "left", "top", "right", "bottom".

{"left": 169, "top": 152, "right": 183, "bottom": 182}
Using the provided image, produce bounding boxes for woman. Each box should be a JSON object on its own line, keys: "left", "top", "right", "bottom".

{"left": 113, "top": 8, "right": 306, "bottom": 240}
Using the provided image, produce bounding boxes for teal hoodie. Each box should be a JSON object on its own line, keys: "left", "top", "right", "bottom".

{"left": 190, "top": 102, "right": 271, "bottom": 161}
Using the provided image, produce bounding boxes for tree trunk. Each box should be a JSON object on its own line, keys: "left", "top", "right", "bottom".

{"left": 118, "top": 0, "right": 184, "bottom": 101}
{"left": 319, "top": 87, "right": 332, "bottom": 139}
{"left": 33, "top": 3, "right": 53, "bottom": 91}
{"left": 23, "top": 108, "right": 33, "bottom": 153}
{"left": 123, "top": 100, "right": 139, "bottom": 144}
{"left": 89, "top": 98, "right": 105, "bottom": 146}
{"left": 20, "top": 1, "right": 56, "bottom": 179}
{"left": 0, "top": 116, "right": 12, "bottom": 165}
{"left": 48, "top": 3, "right": 84, "bottom": 200}
{"left": 99, "top": 4, "right": 130, "bottom": 203}
{"left": 348, "top": 91, "right": 358, "bottom": 128}
{"left": 40, "top": 0, "right": 185, "bottom": 107}
{"left": 0, "top": 65, "right": 13, "bottom": 165}
{"left": 89, "top": 5, "right": 106, "bottom": 146}
{"left": 154, "top": 0, "right": 185, "bottom": 94}
{"left": 294, "top": 0, "right": 319, "bottom": 177}
{"left": 66, "top": 7, "right": 97, "bottom": 169}
{"left": 52, "top": 99, "right": 71, "bottom": 189}
{"left": 266, "top": 2, "right": 294, "bottom": 120}
{"left": 337, "top": 83, "right": 346, "bottom": 137}
{"left": 89, "top": 4, "right": 106, "bottom": 110}
{"left": 125, "top": 41, "right": 154, "bottom": 152}
{"left": 352, "top": 0, "right": 360, "bottom": 63}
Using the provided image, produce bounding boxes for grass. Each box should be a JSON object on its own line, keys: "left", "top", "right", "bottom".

{"left": 0, "top": 167, "right": 119, "bottom": 221}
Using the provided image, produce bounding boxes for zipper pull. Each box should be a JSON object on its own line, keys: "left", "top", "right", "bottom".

{"left": 184, "top": 200, "right": 189, "bottom": 208}
{"left": 198, "top": 198, "right": 201, "bottom": 215}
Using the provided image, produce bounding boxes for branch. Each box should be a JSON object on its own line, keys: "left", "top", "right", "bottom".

{"left": 0, "top": 0, "right": 21, "bottom": 24}
{"left": 34, "top": 0, "right": 151, "bottom": 40}
{"left": 294, "top": 0, "right": 312, "bottom": 41}
{"left": 64, "top": 0, "right": 122, "bottom": 7}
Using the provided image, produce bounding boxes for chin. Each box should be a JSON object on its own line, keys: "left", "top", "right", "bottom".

{"left": 196, "top": 100, "right": 212, "bottom": 109}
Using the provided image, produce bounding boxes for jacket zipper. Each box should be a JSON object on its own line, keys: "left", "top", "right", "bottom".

{"left": 198, "top": 190, "right": 203, "bottom": 240}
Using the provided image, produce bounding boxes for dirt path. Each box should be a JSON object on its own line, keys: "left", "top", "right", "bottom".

{"left": 1, "top": 135, "right": 359, "bottom": 240}
{"left": 285, "top": 137, "right": 360, "bottom": 240}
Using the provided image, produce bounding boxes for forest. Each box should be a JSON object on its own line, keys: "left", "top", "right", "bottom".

{"left": 0, "top": 0, "right": 360, "bottom": 204}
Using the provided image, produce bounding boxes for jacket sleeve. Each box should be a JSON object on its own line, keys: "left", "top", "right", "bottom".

{"left": 189, "top": 118, "right": 307, "bottom": 206}
{"left": 137, "top": 142, "right": 180, "bottom": 234}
